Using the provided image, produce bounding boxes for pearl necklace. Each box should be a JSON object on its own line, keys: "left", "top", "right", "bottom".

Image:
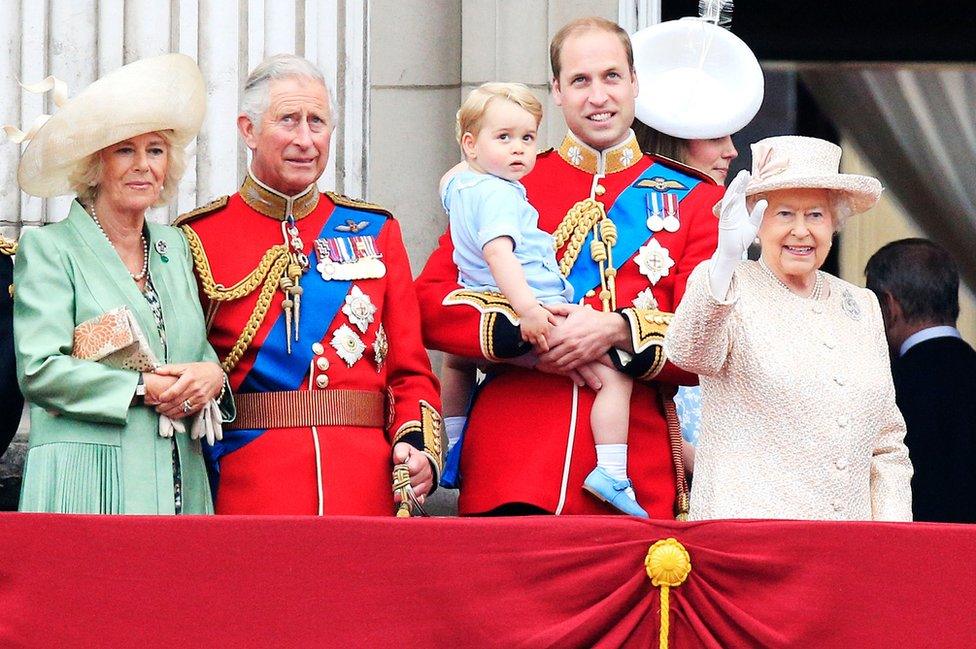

{"left": 88, "top": 204, "right": 150, "bottom": 282}
{"left": 759, "top": 257, "right": 824, "bottom": 301}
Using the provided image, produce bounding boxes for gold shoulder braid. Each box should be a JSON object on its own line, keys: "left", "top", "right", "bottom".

{"left": 326, "top": 191, "right": 392, "bottom": 218}
{"left": 173, "top": 195, "right": 229, "bottom": 226}
{"left": 553, "top": 198, "right": 618, "bottom": 311}
{"left": 181, "top": 224, "right": 290, "bottom": 373}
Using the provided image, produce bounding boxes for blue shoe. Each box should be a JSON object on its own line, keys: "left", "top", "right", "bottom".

{"left": 583, "top": 467, "right": 649, "bottom": 518}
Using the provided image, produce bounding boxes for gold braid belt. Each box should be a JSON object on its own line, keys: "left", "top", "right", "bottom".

{"left": 182, "top": 225, "right": 289, "bottom": 373}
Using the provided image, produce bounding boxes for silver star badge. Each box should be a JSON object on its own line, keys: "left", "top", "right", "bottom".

{"left": 633, "top": 239, "right": 674, "bottom": 285}
{"left": 330, "top": 324, "right": 366, "bottom": 367}
{"left": 342, "top": 285, "right": 377, "bottom": 333}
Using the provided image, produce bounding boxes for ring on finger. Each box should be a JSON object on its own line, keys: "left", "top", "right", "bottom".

{"left": 181, "top": 399, "right": 192, "bottom": 414}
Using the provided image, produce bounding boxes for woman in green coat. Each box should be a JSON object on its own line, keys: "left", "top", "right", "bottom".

{"left": 12, "top": 54, "right": 229, "bottom": 514}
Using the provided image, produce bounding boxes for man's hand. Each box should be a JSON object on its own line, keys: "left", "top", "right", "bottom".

{"left": 392, "top": 442, "right": 433, "bottom": 504}
{"left": 535, "top": 303, "right": 628, "bottom": 370}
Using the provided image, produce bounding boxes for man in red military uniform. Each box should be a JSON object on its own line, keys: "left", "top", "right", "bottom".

{"left": 416, "top": 17, "right": 722, "bottom": 517}
{"left": 178, "top": 54, "right": 441, "bottom": 515}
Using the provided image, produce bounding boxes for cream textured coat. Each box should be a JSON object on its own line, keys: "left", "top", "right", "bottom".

{"left": 665, "top": 260, "right": 913, "bottom": 521}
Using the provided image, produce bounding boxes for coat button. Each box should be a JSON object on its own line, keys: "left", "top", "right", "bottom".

{"left": 812, "top": 303, "right": 824, "bottom": 314}
{"left": 315, "top": 374, "right": 329, "bottom": 388}
{"left": 823, "top": 339, "right": 836, "bottom": 349}
{"left": 837, "top": 415, "right": 849, "bottom": 428}
{"left": 312, "top": 342, "right": 325, "bottom": 355}
{"left": 316, "top": 357, "right": 330, "bottom": 371}
{"left": 594, "top": 185, "right": 606, "bottom": 196}
{"left": 835, "top": 458, "right": 848, "bottom": 470}
{"left": 834, "top": 376, "right": 846, "bottom": 386}
{"left": 832, "top": 500, "right": 843, "bottom": 512}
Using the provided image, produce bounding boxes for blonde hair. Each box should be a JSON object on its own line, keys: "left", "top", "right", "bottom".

{"left": 455, "top": 82, "right": 543, "bottom": 146}
{"left": 69, "top": 130, "right": 186, "bottom": 208}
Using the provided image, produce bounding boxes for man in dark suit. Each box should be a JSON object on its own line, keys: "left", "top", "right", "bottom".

{"left": 1, "top": 239, "right": 22, "bottom": 459}
{"left": 866, "top": 238, "right": 976, "bottom": 523}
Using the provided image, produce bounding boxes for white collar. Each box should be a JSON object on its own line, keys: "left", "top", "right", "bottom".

{"left": 900, "top": 325, "right": 962, "bottom": 357}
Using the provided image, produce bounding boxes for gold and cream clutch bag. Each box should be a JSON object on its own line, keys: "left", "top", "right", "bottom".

{"left": 71, "top": 306, "right": 160, "bottom": 372}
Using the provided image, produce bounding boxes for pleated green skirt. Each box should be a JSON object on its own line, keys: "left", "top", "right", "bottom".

{"left": 19, "top": 443, "right": 124, "bottom": 513}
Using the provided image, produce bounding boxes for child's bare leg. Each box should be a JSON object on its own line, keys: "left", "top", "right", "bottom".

{"left": 441, "top": 353, "right": 476, "bottom": 451}
{"left": 589, "top": 362, "right": 631, "bottom": 446}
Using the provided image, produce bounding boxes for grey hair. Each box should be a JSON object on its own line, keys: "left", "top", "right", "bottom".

{"left": 749, "top": 188, "right": 854, "bottom": 233}
{"left": 240, "top": 54, "right": 331, "bottom": 128}
{"left": 68, "top": 130, "right": 186, "bottom": 208}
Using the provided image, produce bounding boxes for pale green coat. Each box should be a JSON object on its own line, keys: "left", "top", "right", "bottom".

{"left": 15, "top": 201, "right": 220, "bottom": 514}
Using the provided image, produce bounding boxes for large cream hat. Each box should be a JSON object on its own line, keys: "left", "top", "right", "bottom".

{"left": 15, "top": 53, "right": 205, "bottom": 198}
{"left": 746, "top": 136, "right": 883, "bottom": 215}
{"left": 631, "top": 18, "right": 764, "bottom": 139}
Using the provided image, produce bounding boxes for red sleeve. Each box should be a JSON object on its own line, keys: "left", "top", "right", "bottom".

{"left": 414, "top": 226, "right": 527, "bottom": 361}
{"left": 379, "top": 219, "right": 443, "bottom": 469}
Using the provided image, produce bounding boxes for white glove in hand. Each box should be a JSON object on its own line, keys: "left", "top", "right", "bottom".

{"left": 710, "top": 170, "right": 767, "bottom": 300}
{"left": 190, "top": 400, "right": 223, "bottom": 447}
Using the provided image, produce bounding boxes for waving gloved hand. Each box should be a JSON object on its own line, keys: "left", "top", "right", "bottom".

{"left": 710, "top": 170, "right": 767, "bottom": 300}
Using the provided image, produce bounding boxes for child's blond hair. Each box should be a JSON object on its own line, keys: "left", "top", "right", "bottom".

{"left": 455, "top": 82, "right": 543, "bottom": 145}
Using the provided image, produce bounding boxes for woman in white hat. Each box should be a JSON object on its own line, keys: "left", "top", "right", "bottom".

{"left": 664, "top": 136, "right": 913, "bottom": 521}
{"left": 12, "top": 54, "right": 228, "bottom": 514}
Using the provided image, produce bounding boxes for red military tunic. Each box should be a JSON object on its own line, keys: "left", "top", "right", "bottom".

{"left": 179, "top": 173, "right": 441, "bottom": 515}
{"left": 416, "top": 131, "right": 721, "bottom": 517}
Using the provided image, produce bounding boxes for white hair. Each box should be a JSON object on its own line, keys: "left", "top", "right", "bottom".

{"left": 239, "top": 54, "right": 331, "bottom": 129}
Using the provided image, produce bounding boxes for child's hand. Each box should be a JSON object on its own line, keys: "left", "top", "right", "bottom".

{"left": 519, "top": 304, "right": 558, "bottom": 352}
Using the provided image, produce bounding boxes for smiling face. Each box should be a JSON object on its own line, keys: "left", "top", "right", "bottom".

{"left": 461, "top": 99, "right": 539, "bottom": 182}
{"left": 95, "top": 132, "right": 169, "bottom": 216}
{"left": 758, "top": 188, "right": 835, "bottom": 284}
{"left": 240, "top": 76, "right": 332, "bottom": 194}
{"left": 551, "top": 28, "right": 638, "bottom": 151}
{"left": 683, "top": 136, "right": 738, "bottom": 184}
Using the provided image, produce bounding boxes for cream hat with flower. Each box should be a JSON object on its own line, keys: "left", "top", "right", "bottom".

{"left": 746, "top": 136, "right": 883, "bottom": 215}
{"left": 12, "top": 53, "right": 205, "bottom": 198}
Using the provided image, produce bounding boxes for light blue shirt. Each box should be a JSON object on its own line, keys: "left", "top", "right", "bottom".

{"left": 899, "top": 325, "right": 962, "bottom": 357}
{"left": 444, "top": 170, "right": 573, "bottom": 304}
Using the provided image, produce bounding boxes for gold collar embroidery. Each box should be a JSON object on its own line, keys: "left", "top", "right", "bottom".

{"left": 557, "top": 130, "right": 643, "bottom": 175}
{"left": 240, "top": 171, "right": 319, "bottom": 220}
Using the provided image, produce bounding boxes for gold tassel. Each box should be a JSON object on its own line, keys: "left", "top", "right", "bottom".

{"left": 645, "top": 538, "right": 692, "bottom": 649}
{"left": 392, "top": 463, "right": 412, "bottom": 517}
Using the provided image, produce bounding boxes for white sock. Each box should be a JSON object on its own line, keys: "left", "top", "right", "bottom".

{"left": 595, "top": 443, "right": 635, "bottom": 499}
{"left": 444, "top": 416, "right": 466, "bottom": 453}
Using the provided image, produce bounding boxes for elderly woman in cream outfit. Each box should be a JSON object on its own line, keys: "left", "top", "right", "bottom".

{"left": 11, "top": 54, "right": 228, "bottom": 514}
{"left": 665, "top": 136, "right": 912, "bottom": 521}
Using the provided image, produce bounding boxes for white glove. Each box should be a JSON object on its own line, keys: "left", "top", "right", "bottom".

{"left": 190, "top": 400, "right": 224, "bottom": 447}
{"left": 158, "top": 415, "right": 184, "bottom": 438}
{"left": 710, "top": 170, "right": 767, "bottom": 300}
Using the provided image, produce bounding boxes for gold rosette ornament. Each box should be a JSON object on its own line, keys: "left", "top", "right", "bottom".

{"left": 645, "top": 538, "right": 691, "bottom": 649}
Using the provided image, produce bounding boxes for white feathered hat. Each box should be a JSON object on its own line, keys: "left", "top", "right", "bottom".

{"left": 13, "top": 53, "right": 205, "bottom": 198}
{"left": 631, "top": 18, "right": 764, "bottom": 139}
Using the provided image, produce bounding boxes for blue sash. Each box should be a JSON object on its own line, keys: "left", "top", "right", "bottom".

{"left": 565, "top": 162, "right": 700, "bottom": 299}
{"left": 206, "top": 204, "right": 385, "bottom": 468}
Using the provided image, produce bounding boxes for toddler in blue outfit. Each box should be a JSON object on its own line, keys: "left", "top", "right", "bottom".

{"left": 439, "top": 82, "right": 646, "bottom": 517}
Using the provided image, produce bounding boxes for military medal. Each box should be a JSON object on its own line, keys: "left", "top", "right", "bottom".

{"left": 342, "top": 285, "right": 377, "bottom": 333}
{"left": 634, "top": 239, "right": 675, "bottom": 285}
{"left": 315, "top": 235, "right": 386, "bottom": 281}
{"left": 662, "top": 193, "right": 680, "bottom": 233}
{"left": 330, "top": 323, "right": 366, "bottom": 367}
{"left": 632, "top": 287, "right": 659, "bottom": 310}
{"left": 645, "top": 193, "right": 664, "bottom": 232}
{"left": 373, "top": 324, "right": 389, "bottom": 372}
